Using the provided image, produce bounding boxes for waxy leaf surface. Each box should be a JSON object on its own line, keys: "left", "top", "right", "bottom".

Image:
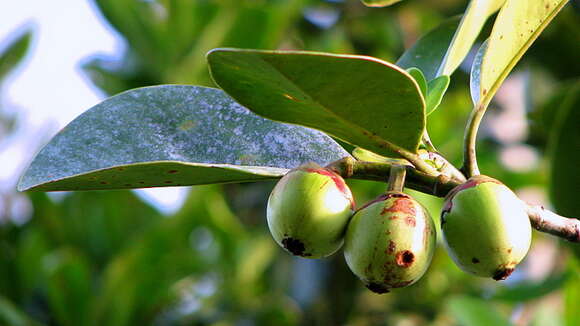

{"left": 208, "top": 48, "right": 425, "bottom": 158}
{"left": 437, "top": 0, "right": 506, "bottom": 77}
{"left": 472, "top": 0, "right": 568, "bottom": 107}
{"left": 19, "top": 85, "right": 349, "bottom": 191}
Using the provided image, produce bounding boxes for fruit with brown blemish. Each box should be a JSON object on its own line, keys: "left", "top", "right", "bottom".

{"left": 267, "top": 163, "right": 355, "bottom": 258}
{"left": 344, "top": 192, "right": 436, "bottom": 293}
{"left": 441, "top": 175, "right": 532, "bottom": 280}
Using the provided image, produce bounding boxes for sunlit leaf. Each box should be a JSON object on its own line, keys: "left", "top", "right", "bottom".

{"left": 426, "top": 75, "right": 450, "bottom": 115}
{"left": 361, "top": 0, "right": 403, "bottom": 7}
{"left": 407, "top": 67, "right": 427, "bottom": 98}
{"left": 437, "top": 0, "right": 506, "bottom": 77}
{"left": 208, "top": 48, "right": 425, "bottom": 158}
{"left": 472, "top": 0, "right": 568, "bottom": 107}
{"left": 18, "top": 86, "right": 349, "bottom": 192}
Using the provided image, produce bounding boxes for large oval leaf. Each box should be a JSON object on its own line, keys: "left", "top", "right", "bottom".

{"left": 473, "top": 0, "right": 568, "bottom": 107}
{"left": 207, "top": 48, "right": 425, "bottom": 158}
{"left": 18, "top": 85, "right": 349, "bottom": 191}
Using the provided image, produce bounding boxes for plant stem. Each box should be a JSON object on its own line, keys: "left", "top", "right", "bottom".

{"left": 526, "top": 204, "right": 580, "bottom": 243}
{"left": 387, "top": 165, "right": 406, "bottom": 192}
{"left": 462, "top": 102, "right": 486, "bottom": 177}
{"left": 327, "top": 157, "right": 580, "bottom": 243}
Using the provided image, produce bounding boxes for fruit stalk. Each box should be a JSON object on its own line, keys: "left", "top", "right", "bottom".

{"left": 327, "top": 157, "right": 580, "bottom": 243}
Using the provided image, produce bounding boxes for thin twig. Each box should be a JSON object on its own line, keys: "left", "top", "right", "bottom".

{"left": 526, "top": 204, "right": 580, "bottom": 243}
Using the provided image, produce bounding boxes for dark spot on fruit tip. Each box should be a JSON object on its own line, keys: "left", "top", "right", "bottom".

{"left": 366, "top": 282, "right": 390, "bottom": 294}
{"left": 507, "top": 248, "right": 512, "bottom": 254}
{"left": 168, "top": 170, "right": 178, "bottom": 174}
{"left": 472, "top": 257, "right": 480, "bottom": 264}
{"left": 387, "top": 240, "right": 396, "bottom": 254}
{"left": 493, "top": 268, "right": 515, "bottom": 281}
{"left": 395, "top": 250, "right": 415, "bottom": 267}
{"left": 164, "top": 181, "right": 173, "bottom": 184}
{"left": 282, "top": 237, "right": 307, "bottom": 257}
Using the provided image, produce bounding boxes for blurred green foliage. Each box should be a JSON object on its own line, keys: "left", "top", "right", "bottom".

{"left": 1, "top": 0, "right": 580, "bottom": 325}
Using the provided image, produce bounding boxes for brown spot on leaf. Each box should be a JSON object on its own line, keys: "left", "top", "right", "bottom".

{"left": 281, "top": 237, "right": 309, "bottom": 257}
{"left": 164, "top": 181, "right": 173, "bottom": 184}
{"left": 99, "top": 181, "right": 108, "bottom": 185}
{"left": 365, "top": 282, "right": 390, "bottom": 294}
{"left": 472, "top": 257, "right": 480, "bottom": 264}
{"left": 168, "top": 170, "right": 178, "bottom": 174}
{"left": 395, "top": 250, "right": 415, "bottom": 268}
{"left": 124, "top": 184, "right": 132, "bottom": 187}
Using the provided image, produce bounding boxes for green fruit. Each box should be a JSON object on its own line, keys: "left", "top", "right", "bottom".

{"left": 267, "top": 163, "right": 355, "bottom": 258}
{"left": 344, "top": 192, "right": 436, "bottom": 294}
{"left": 441, "top": 175, "right": 532, "bottom": 280}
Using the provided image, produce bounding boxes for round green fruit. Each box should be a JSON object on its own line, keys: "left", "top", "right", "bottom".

{"left": 344, "top": 192, "right": 436, "bottom": 294}
{"left": 267, "top": 163, "right": 355, "bottom": 258}
{"left": 441, "top": 175, "right": 532, "bottom": 280}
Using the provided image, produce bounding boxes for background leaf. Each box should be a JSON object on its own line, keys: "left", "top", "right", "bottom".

{"left": 437, "top": 0, "right": 506, "bottom": 77}
{"left": 548, "top": 80, "right": 580, "bottom": 218}
{"left": 208, "top": 48, "right": 425, "bottom": 158}
{"left": 396, "top": 16, "right": 461, "bottom": 81}
{"left": 0, "top": 28, "right": 32, "bottom": 83}
{"left": 18, "top": 85, "right": 349, "bottom": 191}
{"left": 473, "top": 0, "right": 568, "bottom": 107}
{"left": 447, "top": 296, "right": 513, "bottom": 326}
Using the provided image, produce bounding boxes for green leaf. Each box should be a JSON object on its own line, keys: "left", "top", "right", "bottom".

{"left": 472, "top": 0, "right": 568, "bottom": 108}
{"left": 18, "top": 85, "right": 349, "bottom": 192}
{"left": 0, "top": 28, "right": 32, "bottom": 83}
{"left": 207, "top": 48, "right": 425, "bottom": 158}
{"left": 548, "top": 81, "right": 580, "bottom": 218}
{"left": 565, "top": 260, "right": 580, "bottom": 326}
{"left": 425, "top": 75, "right": 450, "bottom": 115}
{"left": 492, "top": 270, "right": 572, "bottom": 302}
{"left": 447, "top": 296, "right": 513, "bottom": 326}
{"left": 407, "top": 67, "right": 427, "bottom": 98}
{"left": 361, "top": 0, "right": 403, "bottom": 7}
{"left": 396, "top": 16, "right": 461, "bottom": 81}
{"left": 45, "top": 249, "right": 93, "bottom": 326}
{"left": 0, "top": 296, "right": 40, "bottom": 326}
{"left": 438, "top": 0, "right": 506, "bottom": 77}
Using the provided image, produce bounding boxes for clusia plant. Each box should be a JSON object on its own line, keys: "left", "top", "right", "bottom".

{"left": 19, "top": 0, "right": 578, "bottom": 293}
